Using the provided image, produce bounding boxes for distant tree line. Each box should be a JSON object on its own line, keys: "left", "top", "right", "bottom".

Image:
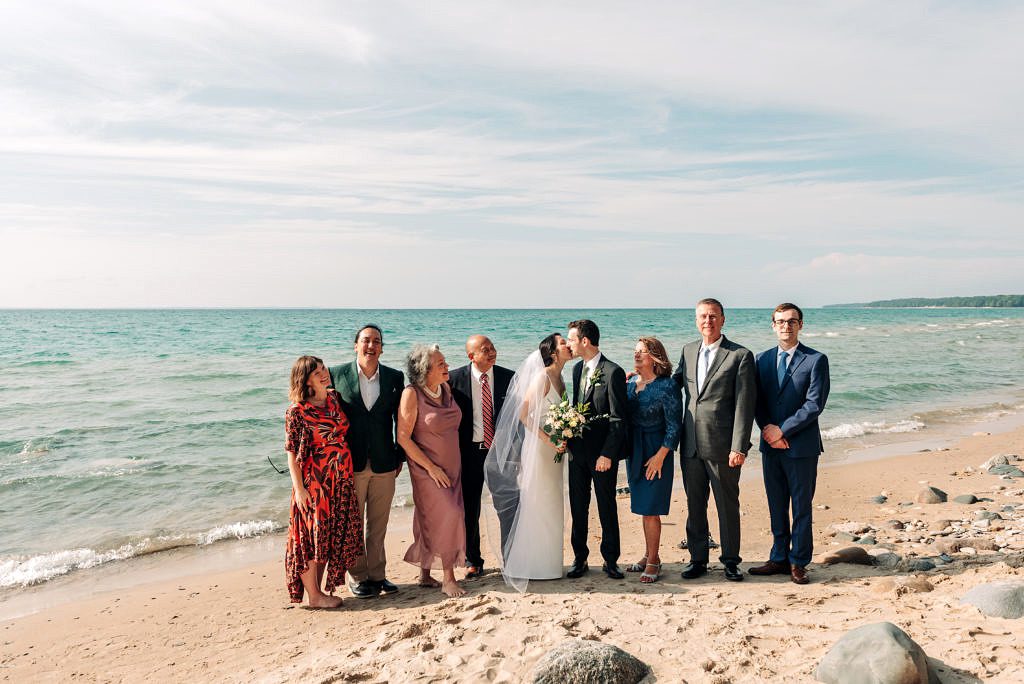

{"left": 825, "top": 295, "right": 1024, "bottom": 308}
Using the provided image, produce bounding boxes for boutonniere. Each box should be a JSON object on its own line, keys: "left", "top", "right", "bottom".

{"left": 588, "top": 367, "right": 605, "bottom": 388}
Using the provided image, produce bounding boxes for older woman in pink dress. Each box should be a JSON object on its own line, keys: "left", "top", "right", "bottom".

{"left": 397, "top": 344, "right": 467, "bottom": 598}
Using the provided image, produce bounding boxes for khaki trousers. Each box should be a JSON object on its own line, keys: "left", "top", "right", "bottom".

{"left": 347, "top": 466, "right": 397, "bottom": 583}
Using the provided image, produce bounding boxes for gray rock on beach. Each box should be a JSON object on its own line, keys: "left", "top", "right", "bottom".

{"left": 868, "top": 550, "right": 902, "bottom": 568}
{"left": 952, "top": 494, "right": 978, "bottom": 504}
{"left": 961, "top": 581, "right": 1024, "bottom": 619}
{"left": 908, "top": 559, "right": 936, "bottom": 572}
{"left": 990, "top": 465, "right": 1024, "bottom": 478}
{"left": 532, "top": 639, "right": 650, "bottom": 684}
{"left": 871, "top": 495, "right": 888, "bottom": 504}
{"left": 815, "top": 622, "right": 937, "bottom": 684}
{"left": 916, "top": 486, "right": 947, "bottom": 504}
{"left": 980, "top": 454, "right": 1010, "bottom": 471}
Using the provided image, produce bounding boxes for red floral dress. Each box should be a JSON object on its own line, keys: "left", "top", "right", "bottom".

{"left": 284, "top": 391, "right": 364, "bottom": 603}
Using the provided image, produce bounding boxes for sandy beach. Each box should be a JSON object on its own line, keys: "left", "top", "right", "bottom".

{"left": 4, "top": 424, "right": 1024, "bottom": 683}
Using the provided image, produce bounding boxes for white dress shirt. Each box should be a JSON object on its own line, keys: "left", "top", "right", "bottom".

{"left": 357, "top": 364, "right": 381, "bottom": 411}
{"left": 470, "top": 365, "right": 494, "bottom": 443}
{"left": 581, "top": 352, "right": 603, "bottom": 395}
{"left": 696, "top": 337, "right": 723, "bottom": 393}
{"left": 777, "top": 343, "right": 798, "bottom": 369}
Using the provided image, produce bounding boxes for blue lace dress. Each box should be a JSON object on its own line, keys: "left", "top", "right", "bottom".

{"left": 626, "top": 376, "right": 682, "bottom": 515}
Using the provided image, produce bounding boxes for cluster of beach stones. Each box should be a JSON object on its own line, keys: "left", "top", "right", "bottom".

{"left": 819, "top": 453, "right": 1024, "bottom": 574}
{"left": 527, "top": 454, "right": 1024, "bottom": 684}
{"left": 811, "top": 452, "right": 1024, "bottom": 683}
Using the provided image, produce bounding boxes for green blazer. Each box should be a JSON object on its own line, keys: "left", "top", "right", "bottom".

{"left": 328, "top": 361, "right": 405, "bottom": 473}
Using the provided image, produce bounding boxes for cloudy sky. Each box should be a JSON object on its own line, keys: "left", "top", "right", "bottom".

{"left": 2, "top": 1, "right": 1022, "bottom": 308}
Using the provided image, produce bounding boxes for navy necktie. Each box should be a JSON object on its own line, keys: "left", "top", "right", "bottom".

{"left": 777, "top": 351, "right": 788, "bottom": 387}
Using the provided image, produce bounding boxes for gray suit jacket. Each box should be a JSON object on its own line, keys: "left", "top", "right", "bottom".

{"left": 672, "top": 336, "right": 756, "bottom": 462}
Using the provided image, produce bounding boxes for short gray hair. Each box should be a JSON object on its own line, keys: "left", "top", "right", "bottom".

{"left": 406, "top": 344, "right": 442, "bottom": 388}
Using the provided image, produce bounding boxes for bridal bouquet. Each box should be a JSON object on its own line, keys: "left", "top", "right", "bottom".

{"left": 542, "top": 398, "right": 604, "bottom": 463}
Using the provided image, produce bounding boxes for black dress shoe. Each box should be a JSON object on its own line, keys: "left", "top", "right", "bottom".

{"left": 723, "top": 563, "right": 744, "bottom": 582}
{"left": 602, "top": 563, "right": 625, "bottom": 580}
{"left": 376, "top": 579, "right": 399, "bottom": 595}
{"left": 349, "top": 581, "right": 378, "bottom": 598}
{"left": 681, "top": 562, "right": 707, "bottom": 579}
{"left": 465, "top": 565, "right": 484, "bottom": 580}
{"left": 566, "top": 561, "right": 589, "bottom": 578}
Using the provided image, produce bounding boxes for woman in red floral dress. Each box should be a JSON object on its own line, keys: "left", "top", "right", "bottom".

{"left": 285, "top": 356, "right": 364, "bottom": 608}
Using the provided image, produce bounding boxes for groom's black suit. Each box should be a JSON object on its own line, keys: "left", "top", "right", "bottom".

{"left": 568, "top": 354, "right": 628, "bottom": 567}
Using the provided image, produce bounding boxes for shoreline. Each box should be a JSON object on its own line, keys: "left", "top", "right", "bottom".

{"left": 3, "top": 422, "right": 1024, "bottom": 680}
{"left": 3, "top": 402, "right": 1023, "bottom": 623}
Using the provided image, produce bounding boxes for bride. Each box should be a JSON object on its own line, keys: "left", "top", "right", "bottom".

{"left": 484, "top": 333, "right": 573, "bottom": 592}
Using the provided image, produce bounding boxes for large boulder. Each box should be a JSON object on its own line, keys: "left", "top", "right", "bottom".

{"left": 815, "top": 622, "right": 937, "bottom": 684}
{"left": 532, "top": 639, "right": 650, "bottom": 684}
{"left": 961, "top": 581, "right": 1024, "bottom": 619}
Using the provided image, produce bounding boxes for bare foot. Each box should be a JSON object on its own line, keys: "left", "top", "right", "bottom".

{"left": 418, "top": 573, "right": 442, "bottom": 588}
{"left": 306, "top": 594, "right": 343, "bottom": 609}
{"left": 441, "top": 579, "right": 466, "bottom": 598}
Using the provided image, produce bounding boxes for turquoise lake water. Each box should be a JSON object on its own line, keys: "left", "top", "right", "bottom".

{"left": 1, "top": 308, "right": 1022, "bottom": 588}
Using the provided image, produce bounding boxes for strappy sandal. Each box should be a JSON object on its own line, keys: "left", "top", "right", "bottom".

{"left": 625, "top": 557, "right": 647, "bottom": 573}
{"left": 640, "top": 562, "right": 662, "bottom": 584}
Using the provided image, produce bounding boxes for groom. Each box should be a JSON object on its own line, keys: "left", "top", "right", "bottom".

{"left": 566, "top": 319, "right": 628, "bottom": 579}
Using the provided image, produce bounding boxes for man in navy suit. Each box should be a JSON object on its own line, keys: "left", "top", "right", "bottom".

{"left": 749, "top": 303, "right": 830, "bottom": 585}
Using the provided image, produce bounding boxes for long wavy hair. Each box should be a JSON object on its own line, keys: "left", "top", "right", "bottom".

{"left": 289, "top": 355, "right": 324, "bottom": 404}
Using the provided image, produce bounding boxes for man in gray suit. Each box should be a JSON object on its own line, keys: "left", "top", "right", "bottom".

{"left": 672, "top": 298, "right": 756, "bottom": 582}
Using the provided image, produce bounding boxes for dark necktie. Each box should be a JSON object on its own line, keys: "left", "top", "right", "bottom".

{"left": 777, "top": 351, "right": 788, "bottom": 387}
{"left": 481, "top": 373, "right": 494, "bottom": 448}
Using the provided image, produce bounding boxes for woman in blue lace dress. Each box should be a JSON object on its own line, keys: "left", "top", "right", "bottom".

{"left": 625, "top": 336, "right": 682, "bottom": 583}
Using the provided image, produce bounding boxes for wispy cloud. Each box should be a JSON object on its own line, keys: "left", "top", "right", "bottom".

{"left": 1, "top": 1, "right": 1021, "bottom": 306}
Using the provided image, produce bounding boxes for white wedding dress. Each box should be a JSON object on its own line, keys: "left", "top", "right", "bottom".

{"left": 484, "top": 350, "right": 567, "bottom": 592}
{"left": 501, "top": 384, "right": 565, "bottom": 584}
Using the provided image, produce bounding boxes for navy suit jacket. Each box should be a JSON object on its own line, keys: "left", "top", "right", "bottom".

{"left": 754, "top": 342, "right": 830, "bottom": 459}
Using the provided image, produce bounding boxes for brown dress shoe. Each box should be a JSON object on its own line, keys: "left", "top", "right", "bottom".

{"left": 790, "top": 565, "right": 809, "bottom": 585}
{"left": 748, "top": 560, "right": 791, "bottom": 576}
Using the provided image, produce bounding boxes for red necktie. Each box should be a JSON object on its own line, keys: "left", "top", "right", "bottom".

{"left": 481, "top": 373, "right": 494, "bottom": 448}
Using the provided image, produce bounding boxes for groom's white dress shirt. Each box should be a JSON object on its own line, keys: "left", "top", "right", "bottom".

{"left": 581, "top": 352, "right": 603, "bottom": 395}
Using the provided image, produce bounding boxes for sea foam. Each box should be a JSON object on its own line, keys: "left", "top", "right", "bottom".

{"left": 0, "top": 544, "right": 142, "bottom": 588}
{"left": 0, "top": 519, "right": 279, "bottom": 588}
{"left": 822, "top": 419, "right": 925, "bottom": 441}
{"left": 196, "top": 520, "right": 277, "bottom": 545}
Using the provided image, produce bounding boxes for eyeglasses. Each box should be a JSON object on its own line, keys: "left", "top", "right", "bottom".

{"left": 773, "top": 319, "right": 801, "bottom": 328}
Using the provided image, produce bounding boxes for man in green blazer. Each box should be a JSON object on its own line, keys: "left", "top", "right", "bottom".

{"left": 329, "top": 324, "right": 405, "bottom": 599}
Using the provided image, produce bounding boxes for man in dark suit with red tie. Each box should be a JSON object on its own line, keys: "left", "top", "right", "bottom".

{"left": 447, "top": 335, "right": 514, "bottom": 579}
